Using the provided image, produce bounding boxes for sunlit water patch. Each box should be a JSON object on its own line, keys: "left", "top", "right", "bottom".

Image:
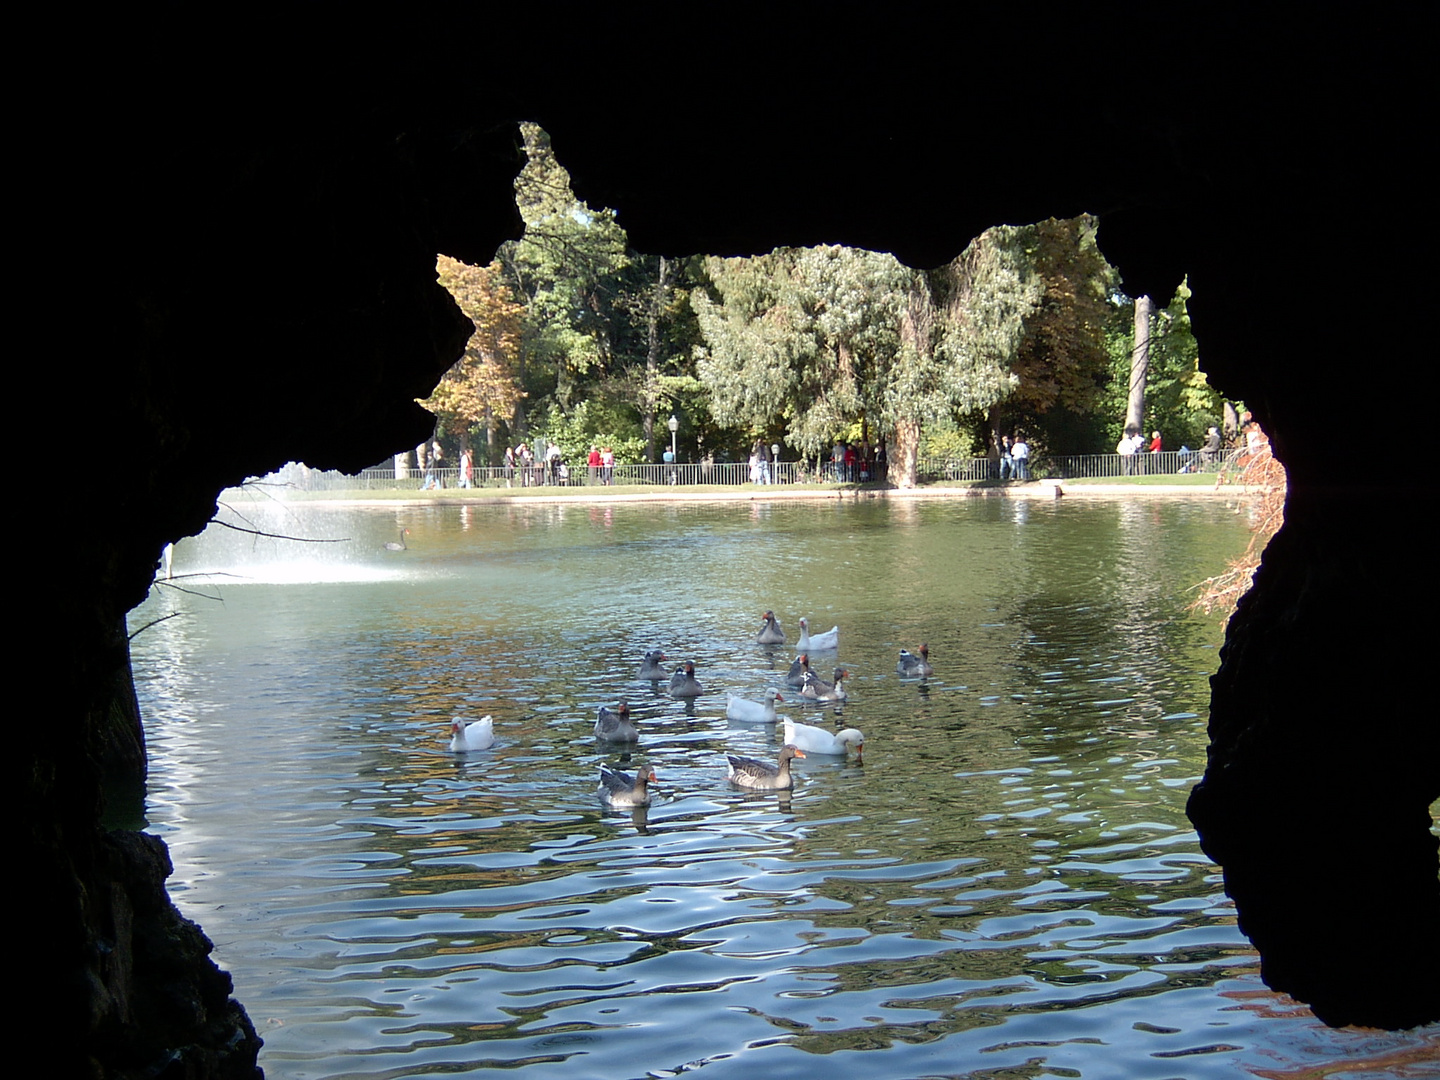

{"left": 132, "top": 497, "right": 1440, "bottom": 1078}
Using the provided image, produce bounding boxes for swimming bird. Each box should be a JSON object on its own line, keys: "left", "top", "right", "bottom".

{"left": 725, "top": 689, "right": 784, "bottom": 724}
{"left": 897, "top": 644, "right": 934, "bottom": 678}
{"left": 800, "top": 667, "right": 849, "bottom": 702}
{"left": 448, "top": 715, "right": 495, "bottom": 751}
{"left": 595, "top": 702, "right": 638, "bottom": 742}
{"left": 757, "top": 610, "right": 786, "bottom": 645}
{"left": 796, "top": 617, "right": 839, "bottom": 652}
{"left": 383, "top": 528, "right": 410, "bottom": 551}
{"left": 669, "top": 661, "right": 703, "bottom": 698}
{"left": 637, "top": 650, "right": 669, "bottom": 680}
{"left": 597, "top": 764, "right": 656, "bottom": 807}
{"left": 726, "top": 744, "right": 805, "bottom": 790}
{"left": 784, "top": 653, "right": 813, "bottom": 689}
{"left": 783, "top": 718, "right": 864, "bottom": 758}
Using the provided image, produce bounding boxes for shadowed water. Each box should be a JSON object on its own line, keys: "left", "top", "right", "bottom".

{"left": 131, "top": 496, "right": 1440, "bottom": 1079}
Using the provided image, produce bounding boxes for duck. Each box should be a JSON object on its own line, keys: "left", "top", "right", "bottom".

{"left": 783, "top": 718, "right": 864, "bottom": 758}
{"left": 725, "top": 689, "right": 784, "bottom": 724}
{"left": 726, "top": 744, "right": 805, "bottom": 790}
{"left": 897, "top": 644, "right": 934, "bottom": 678}
{"left": 595, "top": 702, "right": 638, "bottom": 742}
{"left": 757, "top": 610, "right": 786, "bottom": 645}
{"left": 669, "top": 660, "right": 703, "bottom": 698}
{"left": 597, "top": 764, "right": 656, "bottom": 807}
{"left": 383, "top": 527, "right": 410, "bottom": 551}
{"left": 784, "top": 653, "right": 813, "bottom": 689}
{"left": 796, "top": 617, "right": 839, "bottom": 652}
{"left": 800, "top": 667, "right": 849, "bottom": 702}
{"left": 448, "top": 715, "right": 495, "bottom": 751}
{"left": 637, "top": 650, "right": 669, "bottom": 680}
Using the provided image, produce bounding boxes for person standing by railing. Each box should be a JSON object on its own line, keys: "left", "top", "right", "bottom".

{"left": 588, "top": 445, "right": 601, "bottom": 485}
{"left": 546, "top": 441, "right": 562, "bottom": 486}
{"left": 517, "top": 442, "right": 532, "bottom": 486}
{"left": 1117, "top": 428, "right": 1141, "bottom": 475}
{"left": 1200, "top": 426, "right": 1221, "bottom": 469}
{"left": 600, "top": 446, "right": 614, "bottom": 486}
{"left": 459, "top": 447, "right": 473, "bottom": 489}
{"left": 1012, "top": 434, "right": 1030, "bottom": 480}
{"left": 999, "top": 435, "right": 1013, "bottom": 480}
{"left": 1145, "top": 430, "right": 1162, "bottom": 475}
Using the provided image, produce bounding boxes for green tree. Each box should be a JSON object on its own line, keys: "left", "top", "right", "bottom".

{"left": 987, "top": 216, "right": 1116, "bottom": 455}
{"left": 1101, "top": 278, "right": 1222, "bottom": 450}
{"left": 497, "top": 123, "right": 630, "bottom": 423}
{"left": 693, "top": 246, "right": 903, "bottom": 463}
{"left": 694, "top": 240, "right": 1031, "bottom": 486}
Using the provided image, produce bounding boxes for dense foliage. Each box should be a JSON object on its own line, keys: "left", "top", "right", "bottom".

{"left": 420, "top": 127, "right": 1232, "bottom": 476}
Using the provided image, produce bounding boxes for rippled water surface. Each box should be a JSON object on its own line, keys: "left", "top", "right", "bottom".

{"left": 131, "top": 496, "right": 1439, "bottom": 1078}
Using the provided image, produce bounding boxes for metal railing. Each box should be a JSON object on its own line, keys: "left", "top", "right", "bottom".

{"left": 241, "top": 449, "right": 1242, "bottom": 493}
{"left": 1037, "top": 448, "right": 1238, "bottom": 479}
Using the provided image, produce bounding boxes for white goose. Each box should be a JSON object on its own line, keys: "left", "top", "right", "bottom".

{"left": 597, "top": 764, "right": 656, "bottom": 807}
{"left": 796, "top": 617, "right": 839, "bottom": 652}
{"left": 725, "top": 689, "right": 784, "bottom": 724}
{"left": 448, "top": 715, "right": 495, "bottom": 752}
{"left": 783, "top": 718, "right": 863, "bottom": 758}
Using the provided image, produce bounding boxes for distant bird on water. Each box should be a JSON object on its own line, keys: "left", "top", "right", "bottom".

{"left": 669, "top": 661, "right": 703, "bottom": 698}
{"left": 796, "top": 617, "right": 839, "bottom": 652}
{"left": 897, "top": 644, "right": 934, "bottom": 678}
{"left": 384, "top": 528, "right": 410, "bottom": 551}
{"left": 726, "top": 744, "right": 805, "bottom": 790}
{"left": 757, "top": 610, "right": 786, "bottom": 645}
{"left": 725, "top": 689, "right": 784, "bottom": 724}
{"left": 637, "top": 650, "right": 669, "bottom": 680}
{"left": 595, "top": 702, "right": 639, "bottom": 742}
{"left": 597, "top": 764, "right": 656, "bottom": 807}
{"left": 801, "top": 667, "right": 849, "bottom": 703}
{"left": 783, "top": 718, "right": 864, "bottom": 759}
{"left": 448, "top": 715, "right": 495, "bottom": 752}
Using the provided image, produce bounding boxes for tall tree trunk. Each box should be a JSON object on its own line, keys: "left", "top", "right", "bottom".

{"left": 484, "top": 405, "right": 495, "bottom": 467}
{"left": 1126, "top": 295, "right": 1152, "bottom": 434}
{"left": 643, "top": 256, "right": 671, "bottom": 461}
{"left": 986, "top": 402, "right": 1005, "bottom": 458}
{"left": 893, "top": 418, "right": 921, "bottom": 488}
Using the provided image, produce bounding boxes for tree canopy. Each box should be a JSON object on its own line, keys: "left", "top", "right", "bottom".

{"left": 420, "top": 126, "right": 1227, "bottom": 477}
{"left": 420, "top": 257, "right": 524, "bottom": 458}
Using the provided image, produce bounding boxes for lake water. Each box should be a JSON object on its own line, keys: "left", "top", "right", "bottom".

{"left": 130, "top": 495, "right": 1440, "bottom": 1078}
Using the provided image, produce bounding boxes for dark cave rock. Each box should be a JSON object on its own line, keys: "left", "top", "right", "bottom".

{"left": 25, "top": 9, "right": 1436, "bottom": 1074}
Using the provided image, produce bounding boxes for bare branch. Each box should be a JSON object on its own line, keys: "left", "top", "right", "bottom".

{"left": 128, "top": 611, "right": 187, "bottom": 641}
{"left": 208, "top": 519, "right": 350, "bottom": 543}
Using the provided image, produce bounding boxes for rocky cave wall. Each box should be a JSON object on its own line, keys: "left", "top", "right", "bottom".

{"left": 29, "top": 10, "right": 1436, "bottom": 1076}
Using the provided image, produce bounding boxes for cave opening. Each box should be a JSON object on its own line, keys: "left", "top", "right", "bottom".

{"left": 34, "top": 12, "right": 1437, "bottom": 1077}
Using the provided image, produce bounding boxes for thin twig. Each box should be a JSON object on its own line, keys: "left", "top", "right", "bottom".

{"left": 128, "top": 611, "right": 187, "bottom": 641}
{"left": 208, "top": 519, "right": 350, "bottom": 543}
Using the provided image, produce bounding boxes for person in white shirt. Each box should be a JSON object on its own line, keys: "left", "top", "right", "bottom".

{"left": 1011, "top": 435, "right": 1030, "bottom": 480}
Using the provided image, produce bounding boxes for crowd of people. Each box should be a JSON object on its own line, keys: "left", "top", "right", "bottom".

{"left": 396, "top": 421, "right": 1249, "bottom": 491}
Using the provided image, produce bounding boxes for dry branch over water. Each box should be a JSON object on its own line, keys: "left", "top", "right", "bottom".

{"left": 1189, "top": 431, "right": 1286, "bottom": 623}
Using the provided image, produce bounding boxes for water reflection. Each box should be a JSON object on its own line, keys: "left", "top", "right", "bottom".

{"left": 132, "top": 497, "right": 1439, "bottom": 1078}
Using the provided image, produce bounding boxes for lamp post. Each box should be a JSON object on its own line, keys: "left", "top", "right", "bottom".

{"left": 668, "top": 414, "right": 679, "bottom": 484}
{"left": 771, "top": 443, "right": 780, "bottom": 485}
